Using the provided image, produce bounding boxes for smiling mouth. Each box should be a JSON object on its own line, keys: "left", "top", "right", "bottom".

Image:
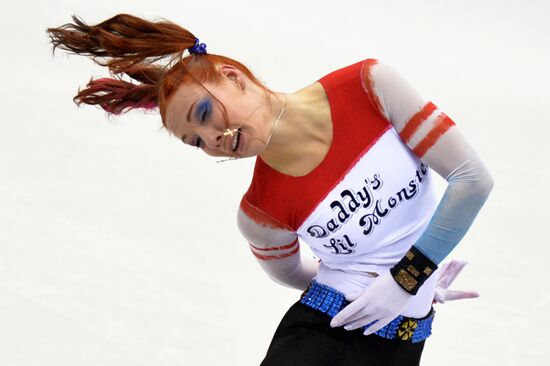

{"left": 231, "top": 128, "right": 242, "bottom": 152}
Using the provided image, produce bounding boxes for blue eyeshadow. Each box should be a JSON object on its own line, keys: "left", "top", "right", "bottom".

{"left": 196, "top": 98, "right": 211, "bottom": 121}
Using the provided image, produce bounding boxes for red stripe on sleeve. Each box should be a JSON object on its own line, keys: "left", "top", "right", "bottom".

{"left": 399, "top": 102, "right": 438, "bottom": 143}
{"left": 249, "top": 239, "right": 299, "bottom": 252}
{"left": 250, "top": 244, "right": 300, "bottom": 260}
{"left": 412, "top": 114, "right": 455, "bottom": 158}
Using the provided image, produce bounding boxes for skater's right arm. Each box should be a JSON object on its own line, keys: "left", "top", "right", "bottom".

{"left": 237, "top": 198, "right": 319, "bottom": 291}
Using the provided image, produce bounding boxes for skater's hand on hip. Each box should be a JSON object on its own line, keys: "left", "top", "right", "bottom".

{"left": 330, "top": 271, "right": 412, "bottom": 335}
{"left": 434, "top": 259, "right": 479, "bottom": 304}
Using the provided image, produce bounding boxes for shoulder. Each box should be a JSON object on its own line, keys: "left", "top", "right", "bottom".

{"left": 319, "top": 59, "right": 373, "bottom": 88}
{"left": 237, "top": 195, "right": 299, "bottom": 261}
{"left": 237, "top": 195, "right": 297, "bottom": 247}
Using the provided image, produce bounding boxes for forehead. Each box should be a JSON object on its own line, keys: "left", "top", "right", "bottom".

{"left": 165, "top": 83, "right": 204, "bottom": 135}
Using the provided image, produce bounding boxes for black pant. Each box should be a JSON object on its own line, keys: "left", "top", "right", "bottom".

{"left": 261, "top": 301, "right": 426, "bottom": 366}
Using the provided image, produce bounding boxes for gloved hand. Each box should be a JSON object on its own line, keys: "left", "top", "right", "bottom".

{"left": 330, "top": 270, "right": 411, "bottom": 335}
{"left": 433, "top": 259, "right": 479, "bottom": 303}
{"left": 330, "top": 259, "right": 479, "bottom": 335}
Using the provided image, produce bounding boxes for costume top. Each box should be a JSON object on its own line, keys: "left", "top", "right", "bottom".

{"left": 237, "top": 59, "right": 493, "bottom": 318}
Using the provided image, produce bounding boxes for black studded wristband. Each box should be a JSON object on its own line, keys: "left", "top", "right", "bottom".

{"left": 390, "top": 246, "right": 438, "bottom": 295}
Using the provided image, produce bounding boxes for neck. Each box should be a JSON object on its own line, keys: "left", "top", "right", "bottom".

{"left": 259, "top": 83, "right": 329, "bottom": 172}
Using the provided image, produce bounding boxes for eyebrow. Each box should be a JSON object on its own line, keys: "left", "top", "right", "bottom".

{"left": 181, "top": 98, "right": 198, "bottom": 143}
{"left": 187, "top": 99, "right": 198, "bottom": 123}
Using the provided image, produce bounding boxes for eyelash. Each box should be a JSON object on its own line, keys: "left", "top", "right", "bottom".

{"left": 200, "top": 108, "right": 209, "bottom": 124}
{"left": 194, "top": 108, "right": 209, "bottom": 148}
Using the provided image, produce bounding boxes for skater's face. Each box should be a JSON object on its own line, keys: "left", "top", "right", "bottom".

{"left": 165, "top": 65, "right": 273, "bottom": 159}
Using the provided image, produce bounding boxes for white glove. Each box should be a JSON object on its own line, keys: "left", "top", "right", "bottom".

{"left": 330, "top": 259, "right": 479, "bottom": 335}
{"left": 330, "top": 270, "right": 411, "bottom": 335}
{"left": 433, "top": 259, "right": 479, "bottom": 303}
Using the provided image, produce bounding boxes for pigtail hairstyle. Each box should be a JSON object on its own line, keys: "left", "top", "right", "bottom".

{"left": 47, "top": 14, "right": 272, "bottom": 126}
{"left": 46, "top": 14, "right": 197, "bottom": 115}
{"left": 47, "top": 14, "right": 195, "bottom": 70}
{"left": 73, "top": 62, "right": 166, "bottom": 115}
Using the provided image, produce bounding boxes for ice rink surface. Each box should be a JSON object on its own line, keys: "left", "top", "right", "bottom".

{"left": 1, "top": 0, "right": 549, "bottom": 364}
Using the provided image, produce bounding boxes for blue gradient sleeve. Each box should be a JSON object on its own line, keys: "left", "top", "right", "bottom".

{"left": 413, "top": 157, "right": 493, "bottom": 264}
{"left": 363, "top": 59, "right": 494, "bottom": 264}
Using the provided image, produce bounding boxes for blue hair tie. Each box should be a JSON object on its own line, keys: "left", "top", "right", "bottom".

{"left": 189, "top": 38, "right": 207, "bottom": 55}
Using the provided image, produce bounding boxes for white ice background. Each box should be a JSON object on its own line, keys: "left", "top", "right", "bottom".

{"left": 1, "top": 0, "right": 549, "bottom": 365}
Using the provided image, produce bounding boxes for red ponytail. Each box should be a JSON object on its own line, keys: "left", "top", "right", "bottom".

{"left": 47, "top": 14, "right": 271, "bottom": 126}
{"left": 75, "top": 77, "right": 158, "bottom": 115}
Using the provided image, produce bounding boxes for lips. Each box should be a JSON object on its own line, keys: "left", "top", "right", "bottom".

{"left": 225, "top": 127, "right": 242, "bottom": 153}
{"left": 231, "top": 130, "right": 240, "bottom": 151}
{"left": 237, "top": 133, "right": 244, "bottom": 153}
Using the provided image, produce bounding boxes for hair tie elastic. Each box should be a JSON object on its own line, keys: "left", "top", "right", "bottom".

{"left": 188, "top": 38, "right": 207, "bottom": 55}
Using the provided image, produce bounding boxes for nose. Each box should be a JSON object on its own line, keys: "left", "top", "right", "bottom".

{"left": 201, "top": 128, "right": 223, "bottom": 150}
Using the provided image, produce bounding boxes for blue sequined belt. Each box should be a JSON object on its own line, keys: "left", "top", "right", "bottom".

{"left": 300, "top": 280, "right": 435, "bottom": 343}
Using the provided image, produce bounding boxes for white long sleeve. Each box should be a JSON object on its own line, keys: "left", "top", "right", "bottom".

{"left": 363, "top": 60, "right": 494, "bottom": 263}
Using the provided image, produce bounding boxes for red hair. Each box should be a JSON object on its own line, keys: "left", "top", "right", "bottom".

{"left": 46, "top": 14, "right": 271, "bottom": 126}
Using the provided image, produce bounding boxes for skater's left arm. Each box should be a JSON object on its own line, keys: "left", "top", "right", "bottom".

{"left": 331, "top": 60, "right": 493, "bottom": 334}
{"left": 364, "top": 59, "right": 494, "bottom": 265}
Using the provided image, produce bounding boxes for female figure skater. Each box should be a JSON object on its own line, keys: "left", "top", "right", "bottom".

{"left": 47, "top": 14, "right": 493, "bottom": 366}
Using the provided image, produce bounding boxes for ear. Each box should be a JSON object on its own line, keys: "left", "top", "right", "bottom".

{"left": 219, "top": 64, "right": 245, "bottom": 92}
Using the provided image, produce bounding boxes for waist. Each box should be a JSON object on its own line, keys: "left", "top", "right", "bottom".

{"left": 315, "top": 264, "right": 437, "bottom": 318}
{"left": 300, "top": 280, "right": 435, "bottom": 343}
